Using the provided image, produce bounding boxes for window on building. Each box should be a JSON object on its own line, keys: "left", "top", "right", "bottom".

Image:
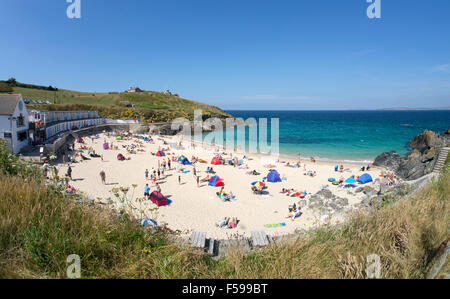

{"left": 17, "top": 114, "right": 24, "bottom": 127}
{"left": 17, "top": 131, "right": 27, "bottom": 142}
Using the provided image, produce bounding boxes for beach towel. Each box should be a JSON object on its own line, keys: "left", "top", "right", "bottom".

{"left": 264, "top": 223, "right": 287, "bottom": 228}
{"left": 141, "top": 218, "right": 157, "bottom": 227}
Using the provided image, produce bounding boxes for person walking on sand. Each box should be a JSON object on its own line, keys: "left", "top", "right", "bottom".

{"left": 100, "top": 170, "right": 106, "bottom": 184}
{"left": 178, "top": 175, "right": 181, "bottom": 185}
{"left": 197, "top": 175, "right": 200, "bottom": 188}
{"left": 168, "top": 159, "right": 171, "bottom": 170}
{"left": 145, "top": 169, "right": 149, "bottom": 180}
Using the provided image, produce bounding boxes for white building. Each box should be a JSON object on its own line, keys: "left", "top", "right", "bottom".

{"left": 0, "top": 94, "right": 29, "bottom": 153}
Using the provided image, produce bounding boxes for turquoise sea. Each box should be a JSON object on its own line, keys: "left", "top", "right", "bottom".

{"left": 210, "top": 110, "right": 450, "bottom": 162}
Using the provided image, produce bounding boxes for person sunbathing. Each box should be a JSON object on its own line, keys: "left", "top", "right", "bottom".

{"left": 216, "top": 217, "right": 230, "bottom": 228}
{"left": 200, "top": 175, "right": 210, "bottom": 182}
{"left": 228, "top": 218, "right": 238, "bottom": 229}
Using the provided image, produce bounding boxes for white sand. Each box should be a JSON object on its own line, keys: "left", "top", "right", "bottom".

{"left": 59, "top": 133, "right": 384, "bottom": 239}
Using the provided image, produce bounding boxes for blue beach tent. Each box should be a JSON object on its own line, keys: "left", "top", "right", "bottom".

{"left": 345, "top": 178, "right": 357, "bottom": 184}
{"left": 178, "top": 155, "right": 192, "bottom": 165}
{"left": 267, "top": 170, "right": 282, "bottom": 183}
{"left": 358, "top": 174, "right": 373, "bottom": 184}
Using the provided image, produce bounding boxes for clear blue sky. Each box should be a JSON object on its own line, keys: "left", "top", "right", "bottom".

{"left": 1, "top": 0, "right": 449, "bottom": 110}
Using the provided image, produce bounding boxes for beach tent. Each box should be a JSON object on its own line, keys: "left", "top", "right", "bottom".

{"left": 209, "top": 175, "right": 224, "bottom": 187}
{"left": 345, "top": 178, "right": 357, "bottom": 184}
{"left": 358, "top": 174, "right": 373, "bottom": 184}
{"left": 267, "top": 170, "right": 282, "bottom": 183}
{"left": 103, "top": 143, "right": 109, "bottom": 150}
{"left": 156, "top": 151, "right": 165, "bottom": 157}
{"left": 178, "top": 155, "right": 192, "bottom": 165}
{"left": 116, "top": 136, "right": 122, "bottom": 140}
{"left": 149, "top": 191, "right": 169, "bottom": 207}
{"left": 117, "top": 153, "right": 125, "bottom": 161}
{"left": 211, "top": 157, "right": 222, "bottom": 165}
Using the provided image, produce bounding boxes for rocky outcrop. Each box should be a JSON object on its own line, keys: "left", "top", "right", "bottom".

{"left": 308, "top": 189, "right": 349, "bottom": 212}
{"left": 373, "top": 129, "right": 448, "bottom": 181}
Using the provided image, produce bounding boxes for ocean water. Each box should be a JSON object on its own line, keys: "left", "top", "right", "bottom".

{"left": 211, "top": 110, "right": 450, "bottom": 162}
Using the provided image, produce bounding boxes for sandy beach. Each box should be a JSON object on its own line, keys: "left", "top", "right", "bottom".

{"left": 58, "top": 132, "right": 385, "bottom": 239}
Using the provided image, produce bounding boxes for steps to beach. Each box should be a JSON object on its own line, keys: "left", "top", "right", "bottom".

{"left": 433, "top": 147, "right": 449, "bottom": 173}
{"left": 207, "top": 238, "right": 217, "bottom": 256}
{"left": 190, "top": 232, "right": 206, "bottom": 248}
{"left": 251, "top": 230, "right": 269, "bottom": 247}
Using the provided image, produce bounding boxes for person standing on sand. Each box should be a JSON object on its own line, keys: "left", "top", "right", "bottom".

{"left": 197, "top": 175, "right": 200, "bottom": 187}
{"left": 67, "top": 165, "right": 72, "bottom": 180}
{"left": 178, "top": 175, "right": 181, "bottom": 185}
{"left": 144, "top": 184, "right": 150, "bottom": 196}
{"left": 168, "top": 159, "right": 171, "bottom": 170}
{"left": 145, "top": 169, "right": 149, "bottom": 180}
{"left": 100, "top": 170, "right": 106, "bottom": 184}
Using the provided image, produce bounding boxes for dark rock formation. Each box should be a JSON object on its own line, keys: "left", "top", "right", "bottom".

{"left": 373, "top": 129, "right": 449, "bottom": 181}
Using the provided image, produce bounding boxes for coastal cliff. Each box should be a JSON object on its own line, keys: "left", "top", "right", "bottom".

{"left": 373, "top": 129, "right": 449, "bottom": 180}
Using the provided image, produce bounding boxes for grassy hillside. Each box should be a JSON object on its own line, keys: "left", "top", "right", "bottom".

{"left": 0, "top": 80, "right": 231, "bottom": 123}
{"left": 0, "top": 140, "right": 448, "bottom": 278}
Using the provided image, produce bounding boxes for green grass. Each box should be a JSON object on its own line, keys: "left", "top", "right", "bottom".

{"left": 0, "top": 83, "right": 230, "bottom": 123}
{"left": 0, "top": 140, "right": 448, "bottom": 278}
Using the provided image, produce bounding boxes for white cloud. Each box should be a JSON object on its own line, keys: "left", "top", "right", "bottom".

{"left": 238, "top": 94, "right": 316, "bottom": 101}
{"left": 433, "top": 64, "right": 450, "bottom": 73}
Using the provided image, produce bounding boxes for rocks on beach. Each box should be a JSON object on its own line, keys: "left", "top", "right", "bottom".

{"left": 373, "top": 129, "right": 449, "bottom": 181}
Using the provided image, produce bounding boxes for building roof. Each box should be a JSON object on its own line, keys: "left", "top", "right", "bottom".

{"left": 0, "top": 94, "right": 21, "bottom": 115}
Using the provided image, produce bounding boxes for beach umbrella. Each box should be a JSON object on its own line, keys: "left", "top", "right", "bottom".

{"left": 254, "top": 182, "right": 265, "bottom": 188}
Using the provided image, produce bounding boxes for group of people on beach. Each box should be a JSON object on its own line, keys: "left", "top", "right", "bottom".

{"left": 216, "top": 217, "right": 239, "bottom": 229}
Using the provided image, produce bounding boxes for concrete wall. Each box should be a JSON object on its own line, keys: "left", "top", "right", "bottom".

{"left": 45, "top": 123, "right": 147, "bottom": 154}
